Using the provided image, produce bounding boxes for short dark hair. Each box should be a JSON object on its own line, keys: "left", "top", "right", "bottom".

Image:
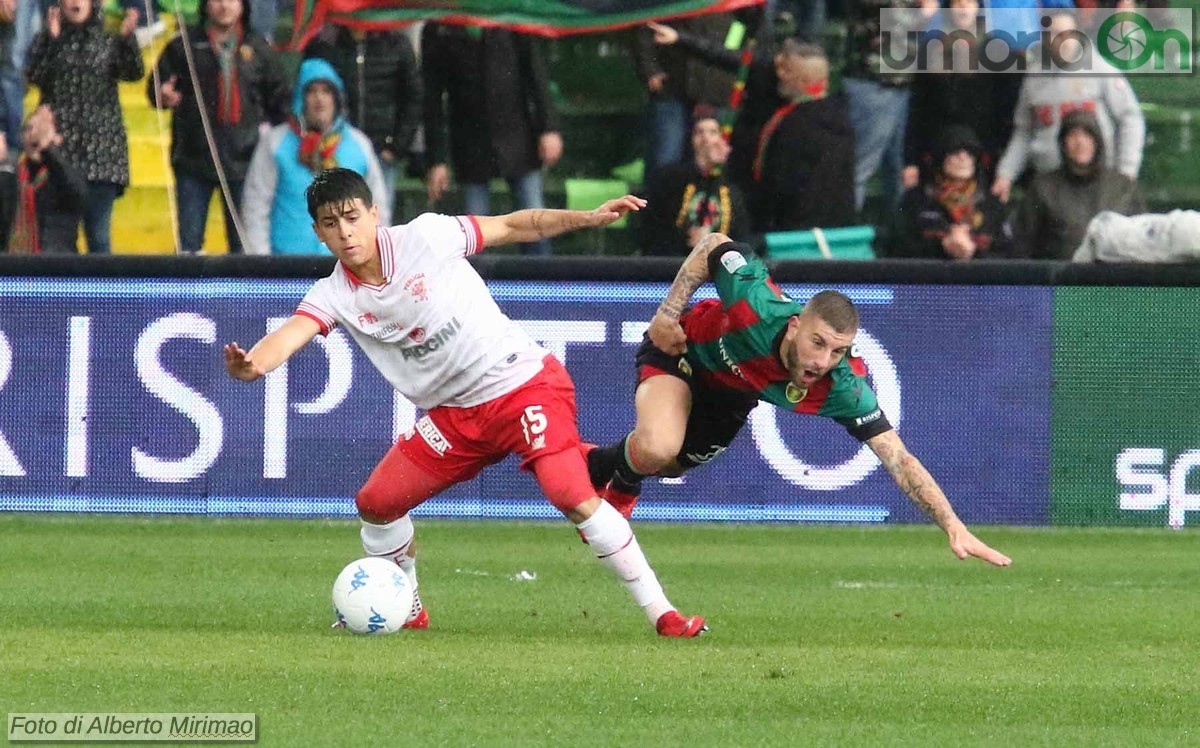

{"left": 306, "top": 168, "right": 374, "bottom": 221}
{"left": 777, "top": 37, "right": 827, "bottom": 61}
{"left": 804, "top": 290, "right": 858, "bottom": 333}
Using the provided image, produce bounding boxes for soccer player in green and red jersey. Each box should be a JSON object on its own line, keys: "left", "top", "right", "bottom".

{"left": 586, "top": 232, "right": 1011, "bottom": 567}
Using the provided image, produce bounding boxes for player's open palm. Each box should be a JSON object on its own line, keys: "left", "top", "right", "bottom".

{"left": 224, "top": 342, "right": 265, "bottom": 382}
{"left": 586, "top": 195, "right": 646, "bottom": 228}
{"left": 648, "top": 312, "right": 687, "bottom": 356}
{"left": 948, "top": 524, "right": 1012, "bottom": 567}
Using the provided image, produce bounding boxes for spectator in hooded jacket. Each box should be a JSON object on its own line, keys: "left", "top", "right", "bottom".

{"left": 241, "top": 58, "right": 390, "bottom": 255}
{"left": 890, "top": 125, "right": 1011, "bottom": 260}
{"left": 149, "top": 0, "right": 289, "bottom": 254}
{"left": 991, "top": 11, "right": 1145, "bottom": 203}
{"left": 1013, "top": 108, "right": 1144, "bottom": 260}
{"left": 26, "top": 0, "right": 143, "bottom": 254}
{"left": 304, "top": 24, "right": 421, "bottom": 217}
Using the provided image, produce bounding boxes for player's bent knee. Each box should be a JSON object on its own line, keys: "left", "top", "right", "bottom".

{"left": 629, "top": 431, "right": 683, "bottom": 474}
{"left": 355, "top": 486, "right": 408, "bottom": 524}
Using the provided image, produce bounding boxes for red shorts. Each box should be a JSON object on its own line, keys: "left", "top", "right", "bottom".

{"left": 355, "top": 355, "right": 596, "bottom": 519}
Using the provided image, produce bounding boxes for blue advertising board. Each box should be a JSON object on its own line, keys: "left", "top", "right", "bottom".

{"left": 0, "top": 279, "right": 1052, "bottom": 523}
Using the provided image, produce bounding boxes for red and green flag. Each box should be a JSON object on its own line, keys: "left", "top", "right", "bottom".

{"left": 289, "top": 0, "right": 763, "bottom": 48}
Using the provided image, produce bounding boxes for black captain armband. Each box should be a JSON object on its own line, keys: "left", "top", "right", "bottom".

{"left": 707, "top": 241, "right": 747, "bottom": 277}
{"left": 844, "top": 409, "right": 893, "bottom": 442}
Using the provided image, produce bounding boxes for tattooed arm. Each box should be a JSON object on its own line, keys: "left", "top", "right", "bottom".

{"left": 646, "top": 231, "right": 733, "bottom": 354}
{"left": 475, "top": 195, "right": 646, "bottom": 248}
{"left": 867, "top": 429, "right": 1012, "bottom": 567}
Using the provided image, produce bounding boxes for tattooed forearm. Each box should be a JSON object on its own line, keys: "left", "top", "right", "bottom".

{"left": 871, "top": 433, "right": 961, "bottom": 530}
{"left": 657, "top": 232, "right": 730, "bottom": 319}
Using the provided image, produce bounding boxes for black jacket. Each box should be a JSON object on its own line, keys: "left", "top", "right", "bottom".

{"left": 633, "top": 15, "right": 737, "bottom": 108}
{"left": 26, "top": 8, "right": 143, "bottom": 185}
{"left": 906, "top": 67, "right": 1022, "bottom": 179}
{"left": 891, "top": 180, "right": 1012, "bottom": 259}
{"left": 754, "top": 95, "right": 857, "bottom": 232}
{"left": 640, "top": 160, "right": 749, "bottom": 256}
{"left": 148, "top": 15, "right": 289, "bottom": 183}
{"left": 422, "top": 24, "right": 558, "bottom": 182}
{"left": 303, "top": 26, "right": 421, "bottom": 158}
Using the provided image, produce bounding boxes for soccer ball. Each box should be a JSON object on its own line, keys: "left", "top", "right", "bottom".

{"left": 331, "top": 557, "right": 415, "bottom": 635}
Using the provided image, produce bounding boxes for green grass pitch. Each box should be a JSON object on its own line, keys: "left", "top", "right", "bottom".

{"left": 2, "top": 514, "right": 1198, "bottom": 747}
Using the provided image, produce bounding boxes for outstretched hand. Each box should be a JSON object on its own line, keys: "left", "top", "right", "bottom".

{"left": 947, "top": 523, "right": 1012, "bottom": 567}
{"left": 647, "top": 22, "right": 679, "bottom": 45}
{"left": 648, "top": 311, "right": 687, "bottom": 356}
{"left": 223, "top": 342, "right": 265, "bottom": 382}
{"left": 584, "top": 194, "right": 646, "bottom": 228}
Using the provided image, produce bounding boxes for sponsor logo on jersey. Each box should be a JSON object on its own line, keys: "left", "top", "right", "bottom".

{"left": 853, "top": 409, "right": 883, "bottom": 427}
{"left": 785, "top": 382, "right": 807, "bottom": 403}
{"left": 717, "top": 338, "right": 746, "bottom": 381}
{"left": 685, "top": 445, "right": 726, "bottom": 464}
{"left": 399, "top": 318, "right": 462, "bottom": 360}
{"left": 720, "top": 251, "right": 747, "bottom": 273}
{"left": 415, "top": 416, "right": 452, "bottom": 455}
{"left": 357, "top": 312, "right": 379, "bottom": 326}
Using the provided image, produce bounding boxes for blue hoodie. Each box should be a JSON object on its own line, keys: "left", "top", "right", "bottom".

{"left": 241, "top": 58, "right": 390, "bottom": 255}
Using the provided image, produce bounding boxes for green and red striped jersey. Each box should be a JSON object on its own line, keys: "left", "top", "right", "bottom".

{"left": 680, "top": 245, "right": 889, "bottom": 439}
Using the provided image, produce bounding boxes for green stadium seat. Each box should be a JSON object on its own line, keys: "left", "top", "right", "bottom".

{"left": 764, "top": 226, "right": 876, "bottom": 260}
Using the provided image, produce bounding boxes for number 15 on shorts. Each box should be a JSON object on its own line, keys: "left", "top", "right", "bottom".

{"left": 522, "top": 405, "right": 548, "bottom": 449}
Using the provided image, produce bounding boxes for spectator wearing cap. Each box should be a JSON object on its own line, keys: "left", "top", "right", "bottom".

{"left": 241, "top": 58, "right": 390, "bottom": 255}
{"left": 1013, "top": 108, "right": 1144, "bottom": 260}
{"left": 639, "top": 111, "right": 749, "bottom": 256}
{"left": 889, "top": 125, "right": 1012, "bottom": 260}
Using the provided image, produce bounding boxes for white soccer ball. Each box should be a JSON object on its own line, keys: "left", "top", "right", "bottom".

{"left": 331, "top": 557, "right": 415, "bottom": 635}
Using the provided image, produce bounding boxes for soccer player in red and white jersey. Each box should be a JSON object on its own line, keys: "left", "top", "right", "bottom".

{"left": 223, "top": 168, "right": 706, "bottom": 637}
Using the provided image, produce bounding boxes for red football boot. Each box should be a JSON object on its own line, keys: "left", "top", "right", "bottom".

{"left": 655, "top": 610, "right": 708, "bottom": 638}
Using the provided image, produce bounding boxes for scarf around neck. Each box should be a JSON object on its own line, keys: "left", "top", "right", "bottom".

{"left": 207, "top": 24, "right": 244, "bottom": 125}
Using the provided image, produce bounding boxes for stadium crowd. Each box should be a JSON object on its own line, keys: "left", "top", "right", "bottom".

{"left": 0, "top": 0, "right": 1182, "bottom": 259}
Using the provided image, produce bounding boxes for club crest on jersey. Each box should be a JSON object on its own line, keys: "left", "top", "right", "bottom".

{"left": 357, "top": 312, "right": 379, "bottom": 326}
{"left": 409, "top": 327, "right": 426, "bottom": 343}
{"left": 785, "top": 383, "right": 808, "bottom": 403}
{"left": 403, "top": 273, "right": 428, "bottom": 302}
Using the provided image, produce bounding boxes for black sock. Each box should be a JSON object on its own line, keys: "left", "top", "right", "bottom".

{"left": 587, "top": 438, "right": 625, "bottom": 488}
{"left": 609, "top": 470, "right": 644, "bottom": 498}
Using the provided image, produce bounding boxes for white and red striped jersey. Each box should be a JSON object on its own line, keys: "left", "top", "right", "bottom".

{"left": 295, "top": 213, "right": 548, "bottom": 409}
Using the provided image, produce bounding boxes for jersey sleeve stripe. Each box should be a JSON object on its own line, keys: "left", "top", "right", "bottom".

{"left": 296, "top": 304, "right": 335, "bottom": 335}
{"left": 459, "top": 215, "right": 483, "bottom": 256}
